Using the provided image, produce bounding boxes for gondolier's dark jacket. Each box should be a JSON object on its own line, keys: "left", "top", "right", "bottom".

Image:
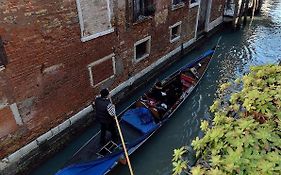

{"left": 94, "top": 96, "right": 114, "bottom": 124}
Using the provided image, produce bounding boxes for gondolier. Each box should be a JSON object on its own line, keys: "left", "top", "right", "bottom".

{"left": 94, "top": 88, "right": 118, "bottom": 145}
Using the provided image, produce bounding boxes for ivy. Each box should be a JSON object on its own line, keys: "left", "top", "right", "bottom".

{"left": 172, "top": 65, "right": 281, "bottom": 175}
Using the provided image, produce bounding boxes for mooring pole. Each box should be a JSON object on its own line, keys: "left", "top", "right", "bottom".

{"left": 251, "top": 0, "right": 257, "bottom": 18}
{"left": 243, "top": 0, "right": 250, "bottom": 25}
{"left": 257, "top": 0, "right": 263, "bottom": 13}
{"left": 237, "top": 0, "right": 246, "bottom": 28}
{"left": 232, "top": 0, "right": 240, "bottom": 28}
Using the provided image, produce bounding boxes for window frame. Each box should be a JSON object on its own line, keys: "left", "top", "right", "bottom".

{"left": 133, "top": 0, "right": 155, "bottom": 22}
{"left": 87, "top": 53, "right": 116, "bottom": 87}
{"left": 169, "top": 21, "right": 182, "bottom": 43}
{"left": 171, "top": 0, "right": 185, "bottom": 11}
{"left": 75, "top": 0, "right": 115, "bottom": 42}
{"left": 189, "top": 0, "right": 199, "bottom": 8}
{"left": 133, "top": 36, "right": 151, "bottom": 63}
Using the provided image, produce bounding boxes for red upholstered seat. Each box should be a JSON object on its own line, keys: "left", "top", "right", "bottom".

{"left": 180, "top": 74, "right": 195, "bottom": 90}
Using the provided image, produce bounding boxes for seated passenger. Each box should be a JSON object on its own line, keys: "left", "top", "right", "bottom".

{"left": 190, "top": 63, "right": 202, "bottom": 79}
{"left": 149, "top": 82, "right": 169, "bottom": 120}
{"left": 150, "top": 82, "right": 166, "bottom": 102}
{"left": 166, "top": 85, "right": 178, "bottom": 107}
{"left": 190, "top": 67, "right": 200, "bottom": 79}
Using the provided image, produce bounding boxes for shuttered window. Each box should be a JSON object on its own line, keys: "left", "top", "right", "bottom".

{"left": 0, "top": 37, "right": 8, "bottom": 68}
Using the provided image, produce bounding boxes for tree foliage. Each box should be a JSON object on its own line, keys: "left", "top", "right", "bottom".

{"left": 172, "top": 65, "right": 281, "bottom": 175}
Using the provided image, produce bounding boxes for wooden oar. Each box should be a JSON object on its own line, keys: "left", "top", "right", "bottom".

{"left": 108, "top": 103, "right": 134, "bottom": 175}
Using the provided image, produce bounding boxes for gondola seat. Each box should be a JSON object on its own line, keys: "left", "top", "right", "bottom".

{"left": 122, "top": 108, "right": 158, "bottom": 134}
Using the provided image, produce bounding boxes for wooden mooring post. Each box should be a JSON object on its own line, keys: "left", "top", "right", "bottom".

{"left": 232, "top": 0, "right": 263, "bottom": 29}
{"left": 257, "top": 0, "right": 263, "bottom": 12}
{"left": 232, "top": 0, "right": 240, "bottom": 28}
{"left": 251, "top": 0, "right": 257, "bottom": 18}
{"left": 243, "top": 0, "right": 250, "bottom": 25}
{"left": 237, "top": 0, "right": 246, "bottom": 28}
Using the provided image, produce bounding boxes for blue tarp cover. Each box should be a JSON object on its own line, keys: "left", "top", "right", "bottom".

{"left": 122, "top": 107, "right": 157, "bottom": 134}
{"left": 56, "top": 152, "right": 122, "bottom": 175}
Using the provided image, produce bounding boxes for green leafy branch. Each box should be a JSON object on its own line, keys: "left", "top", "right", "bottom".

{"left": 172, "top": 64, "right": 281, "bottom": 175}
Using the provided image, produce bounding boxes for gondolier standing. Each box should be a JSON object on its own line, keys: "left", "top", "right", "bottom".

{"left": 94, "top": 88, "right": 118, "bottom": 145}
{"left": 94, "top": 89, "right": 135, "bottom": 175}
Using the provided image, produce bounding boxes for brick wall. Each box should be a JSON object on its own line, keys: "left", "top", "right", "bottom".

{"left": 0, "top": 106, "right": 17, "bottom": 138}
{"left": 0, "top": 0, "right": 224, "bottom": 159}
{"left": 210, "top": 0, "right": 225, "bottom": 22}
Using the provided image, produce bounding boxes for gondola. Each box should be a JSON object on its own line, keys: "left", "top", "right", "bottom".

{"left": 55, "top": 44, "right": 218, "bottom": 175}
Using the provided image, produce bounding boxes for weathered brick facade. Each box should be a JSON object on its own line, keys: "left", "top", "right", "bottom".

{"left": 0, "top": 0, "right": 225, "bottom": 161}
{"left": 210, "top": 0, "right": 225, "bottom": 22}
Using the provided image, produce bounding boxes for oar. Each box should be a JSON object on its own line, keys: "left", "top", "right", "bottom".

{"left": 108, "top": 103, "right": 134, "bottom": 175}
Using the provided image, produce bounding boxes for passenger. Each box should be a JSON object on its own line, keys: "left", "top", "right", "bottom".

{"left": 150, "top": 82, "right": 166, "bottom": 102}
{"left": 94, "top": 88, "right": 118, "bottom": 145}
{"left": 190, "top": 67, "right": 200, "bottom": 79}
{"left": 166, "top": 85, "right": 178, "bottom": 107}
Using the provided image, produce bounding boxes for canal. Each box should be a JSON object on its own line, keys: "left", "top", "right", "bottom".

{"left": 30, "top": 0, "right": 281, "bottom": 174}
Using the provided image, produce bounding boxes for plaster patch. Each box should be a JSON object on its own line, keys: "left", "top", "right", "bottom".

{"left": 43, "top": 63, "right": 64, "bottom": 75}
{"left": 155, "top": 9, "right": 168, "bottom": 26}
{"left": 17, "top": 97, "right": 35, "bottom": 122}
{"left": 0, "top": 98, "right": 8, "bottom": 110}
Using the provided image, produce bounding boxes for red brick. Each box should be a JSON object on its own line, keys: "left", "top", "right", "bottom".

{"left": 0, "top": 107, "right": 18, "bottom": 138}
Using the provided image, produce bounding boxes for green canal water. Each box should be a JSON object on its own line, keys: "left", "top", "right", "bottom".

{"left": 30, "top": 0, "right": 281, "bottom": 174}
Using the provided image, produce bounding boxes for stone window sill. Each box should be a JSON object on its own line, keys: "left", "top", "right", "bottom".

{"left": 81, "top": 28, "right": 115, "bottom": 42}
{"left": 0, "top": 66, "right": 5, "bottom": 71}
{"left": 190, "top": 2, "right": 199, "bottom": 8}
{"left": 170, "top": 36, "right": 181, "bottom": 43}
{"left": 134, "top": 53, "right": 150, "bottom": 63}
{"left": 171, "top": 3, "right": 185, "bottom": 11}
{"left": 133, "top": 16, "right": 153, "bottom": 25}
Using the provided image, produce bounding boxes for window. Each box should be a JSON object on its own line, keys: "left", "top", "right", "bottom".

{"left": 134, "top": 36, "right": 151, "bottom": 62}
{"left": 172, "top": 0, "right": 184, "bottom": 6}
{"left": 190, "top": 0, "right": 199, "bottom": 8}
{"left": 87, "top": 54, "right": 116, "bottom": 87}
{"left": 76, "top": 0, "right": 114, "bottom": 42}
{"left": 0, "top": 37, "right": 8, "bottom": 70}
{"left": 133, "top": 0, "right": 155, "bottom": 21}
{"left": 170, "top": 22, "right": 182, "bottom": 43}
